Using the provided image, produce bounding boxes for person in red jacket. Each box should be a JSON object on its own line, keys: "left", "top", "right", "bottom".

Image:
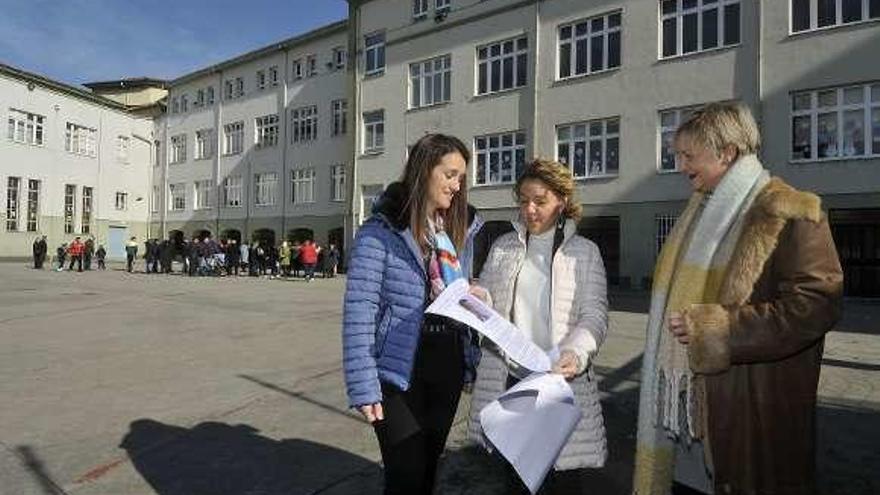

{"left": 298, "top": 239, "right": 321, "bottom": 282}
{"left": 67, "top": 237, "right": 85, "bottom": 272}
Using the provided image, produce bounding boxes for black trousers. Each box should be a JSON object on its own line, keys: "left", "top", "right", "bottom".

{"left": 373, "top": 327, "right": 464, "bottom": 495}
{"left": 69, "top": 255, "right": 82, "bottom": 272}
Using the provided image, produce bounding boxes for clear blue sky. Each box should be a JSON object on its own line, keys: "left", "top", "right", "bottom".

{"left": 0, "top": 0, "right": 349, "bottom": 86}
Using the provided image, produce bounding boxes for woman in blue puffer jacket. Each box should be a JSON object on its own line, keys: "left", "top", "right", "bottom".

{"left": 342, "top": 133, "right": 483, "bottom": 494}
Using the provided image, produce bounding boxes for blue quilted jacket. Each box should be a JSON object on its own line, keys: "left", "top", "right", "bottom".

{"left": 342, "top": 183, "right": 484, "bottom": 408}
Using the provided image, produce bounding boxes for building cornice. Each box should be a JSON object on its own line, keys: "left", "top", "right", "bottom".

{"left": 0, "top": 61, "right": 129, "bottom": 111}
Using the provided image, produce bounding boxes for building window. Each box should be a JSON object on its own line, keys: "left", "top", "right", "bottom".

{"left": 332, "top": 99, "right": 348, "bottom": 136}
{"left": 306, "top": 55, "right": 318, "bottom": 77}
{"left": 365, "top": 32, "right": 386, "bottom": 75}
{"left": 656, "top": 215, "right": 679, "bottom": 254}
{"left": 410, "top": 54, "right": 452, "bottom": 108}
{"left": 792, "top": 0, "right": 880, "bottom": 32}
{"left": 26, "top": 179, "right": 39, "bottom": 232}
{"left": 194, "top": 180, "right": 213, "bottom": 210}
{"left": 257, "top": 70, "right": 266, "bottom": 90}
{"left": 292, "top": 59, "right": 303, "bottom": 80}
{"left": 117, "top": 135, "right": 130, "bottom": 163}
{"left": 171, "top": 97, "right": 180, "bottom": 114}
{"left": 80, "top": 186, "right": 92, "bottom": 234}
{"left": 63, "top": 184, "right": 75, "bottom": 234}
{"left": 477, "top": 36, "right": 528, "bottom": 95}
{"left": 223, "top": 121, "right": 244, "bottom": 155}
{"left": 291, "top": 106, "right": 318, "bottom": 143}
{"left": 170, "top": 134, "right": 187, "bottom": 164}
{"left": 5, "top": 177, "right": 19, "bottom": 231}
{"left": 557, "top": 118, "right": 620, "bottom": 178}
{"left": 115, "top": 192, "right": 128, "bottom": 211}
{"left": 660, "top": 0, "right": 740, "bottom": 58}
{"left": 474, "top": 131, "right": 527, "bottom": 185}
{"left": 169, "top": 183, "right": 186, "bottom": 211}
{"left": 658, "top": 106, "right": 699, "bottom": 171}
{"left": 196, "top": 89, "right": 205, "bottom": 107}
{"left": 181, "top": 94, "right": 189, "bottom": 112}
{"left": 235, "top": 77, "right": 245, "bottom": 97}
{"left": 331, "top": 164, "right": 346, "bottom": 202}
{"left": 363, "top": 110, "right": 385, "bottom": 153}
{"left": 558, "top": 11, "right": 622, "bottom": 80}
{"left": 292, "top": 168, "right": 316, "bottom": 204}
{"left": 791, "top": 82, "right": 880, "bottom": 161}
{"left": 255, "top": 114, "right": 279, "bottom": 148}
{"left": 207, "top": 86, "right": 215, "bottom": 105}
{"left": 195, "top": 129, "right": 214, "bottom": 160}
{"left": 269, "top": 65, "right": 279, "bottom": 86}
{"left": 332, "top": 47, "right": 347, "bottom": 70}
{"left": 224, "top": 80, "right": 234, "bottom": 100}
{"left": 436, "top": 0, "right": 451, "bottom": 11}
{"left": 413, "top": 0, "right": 429, "bottom": 18}
{"left": 224, "top": 176, "right": 243, "bottom": 207}
{"left": 151, "top": 186, "right": 159, "bottom": 213}
{"left": 154, "top": 140, "right": 161, "bottom": 167}
{"left": 254, "top": 173, "right": 278, "bottom": 206}
{"left": 7, "top": 109, "right": 45, "bottom": 145}
{"left": 65, "top": 122, "right": 97, "bottom": 156}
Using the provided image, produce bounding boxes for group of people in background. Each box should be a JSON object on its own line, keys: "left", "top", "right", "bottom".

{"left": 34, "top": 235, "right": 107, "bottom": 272}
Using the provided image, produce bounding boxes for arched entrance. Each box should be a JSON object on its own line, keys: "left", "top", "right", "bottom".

{"left": 252, "top": 228, "right": 276, "bottom": 247}
{"left": 578, "top": 216, "right": 621, "bottom": 286}
{"left": 287, "top": 228, "right": 314, "bottom": 244}
{"left": 473, "top": 220, "right": 515, "bottom": 278}
{"left": 221, "top": 229, "right": 242, "bottom": 243}
{"left": 168, "top": 230, "right": 185, "bottom": 259}
{"left": 194, "top": 229, "right": 212, "bottom": 241}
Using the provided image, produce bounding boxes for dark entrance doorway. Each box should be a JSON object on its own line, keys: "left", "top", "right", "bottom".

{"left": 287, "top": 228, "right": 314, "bottom": 243}
{"left": 830, "top": 209, "right": 880, "bottom": 297}
{"left": 578, "top": 216, "right": 621, "bottom": 287}
{"left": 253, "top": 229, "right": 276, "bottom": 248}
{"left": 473, "top": 220, "right": 515, "bottom": 278}
{"left": 221, "top": 229, "right": 242, "bottom": 243}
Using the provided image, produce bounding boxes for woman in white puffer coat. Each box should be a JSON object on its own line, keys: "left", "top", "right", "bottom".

{"left": 468, "top": 159, "right": 609, "bottom": 493}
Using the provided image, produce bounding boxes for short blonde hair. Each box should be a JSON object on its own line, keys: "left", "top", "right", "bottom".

{"left": 514, "top": 159, "right": 583, "bottom": 221}
{"left": 675, "top": 102, "right": 761, "bottom": 158}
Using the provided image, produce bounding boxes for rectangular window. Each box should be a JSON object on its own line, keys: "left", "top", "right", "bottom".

{"left": 331, "top": 164, "right": 346, "bottom": 201}
{"left": 207, "top": 86, "right": 215, "bottom": 105}
{"left": 7, "top": 109, "right": 45, "bottom": 145}
{"left": 306, "top": 55, "right": 318, "bottom": 77}
{"left": 257, "top": 69, "right": 266, "bottom": 90}
{"left": 474, "top": 131, "right": 527, "bottom": 185}
{"left": 291, "top": 106, "right": 318, "bottom": 143}
{"left": 436, "top": 0, "right": 451, "bottom": 10}
{"left": 115, "top": 191, "right": 128, "bottom": 211}
{"left": 151, "top": 186, "right": 160, "bottom": 213}
{"left": 196, "top": 89, "right": 205, "bottom": 107}
{"left": 363, "top": 110, "right": 385, "bottom": 153}
{"left": 791, "top": 82, "right": 880, "bottom": 161}
{"left": 292, "top": 59, "right": 303, "bottom": 80}
{"left": 792, "top": 0, "right": 880, "bottom": 32}
{"left": 269, "top": 65, "right": 279, "bottom": 86}
{"left": 195, "top": 129, "right": 214, "bottom": 160}
{"left": 558, "top": 11, "right": 622, "bottom": 79}
{"left": 477, "top": 36, "right": 528, "bottom": 95}
{"left": 414, "top": 0, "right": 429, "bottom": 18}
{"left": 255, "top": 114, "right": 280, "bottom": 148}
{"left": 292, "top": 168, "right": 316, "bottom": 204}
{"left": 65, "top": 122, "right": 97, "bottom": 156}
{"left": 26, "top": 179, "right": 39, "bottom": 232}
{"left": 117, "top": 135, "right": 130, "bottom": 163}
{"left": 80, "top": 186, "right": 91, "bottom": 234}
{"left": 556, "top": 117, "right": 620, "bottom": 178}
{"left": 224, "top": 176, "right": 243, "bottom": 207}
{"left": 223, "top": 121, "right": 244, "bottom": 155}
{"left": 332, "top": 99, "right": 348, "bottom": 136}
{"left": 194, "top": 180, "right": 213, "bottom": 210}
{"left": 170, "top": 134, "right": 187, "bottom": 164}
{"left": 224, "top": 80, "right": 234, "bottom": 99}
{"left": 656, "top": 215, "right": 679, "bottom": 254}
{"left": 660, "top": 0, "right": 740, "bottom": 58}
{"left": 169, "top": 183, "right": 186, "bottom": 211}
{"left": 235, "top": 77, "right": 245, "bottom": 97}
{"left": 254, "top": 173, "right": 278, "bottom": 206}
{"left": 410, "top": 54, "right": 452, "bottom": 108}
{"left": 365, "top": 32, "right": 386, "bottom": 75}
{"left": 6, "top": 177, "right": 19, "bottom": 231}
{"left": 332, "top": 47, "right": 347, "bottom": 70}
{"left": 181, "top": 94, "right": 189, "bottom": 112}
{"left": 64, "top": 184, "right": 75, "bottom": 234}
{"left": 658, "top": 106, "right": 699, "bottom": 171}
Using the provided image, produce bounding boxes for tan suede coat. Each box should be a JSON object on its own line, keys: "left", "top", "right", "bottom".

{"left": 683, "top": 178, "right": 844, "bottom": 495}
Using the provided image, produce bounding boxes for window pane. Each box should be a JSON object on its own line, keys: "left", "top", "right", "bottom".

{"left": 489, "top": 151, "right": 499, "bottom": 183}
{"left": 872, "top": 109, "right": 880, "bottom": 154}
{"left": 558, "top": 126, "right": 571, "bottom": 141}
{"left": 502, "top": 57, "right": 514, "bottom": 89}
{"left": 723, "top": 3, "right": 740, "bottom": 45}
{"left": 792, "top": 92, "right": 812, "bottom": 111}
{"left": 559, "top": 43, "right": 572, "bottom": 78}
{"left": 661, "top": 0, "right": 677, "bottom": 15}
{"left": 791, "top": 0, "right": 810, "bottom": 30}
{"left": 607, "top": 119, "right": 620, "bottom": 134}
{"left": 515, "top": 149, "right": 526, "bottom": 178}
{"left": 608, "top": 31, "right": 621, "bottom": 68}
{"left": 872, "top": 0, "right": 880, "bottom": 18}
{"left": 443, "top": 71, "right": 451, "bottom": 102}
{"left": 702, "top": 8, "right": 719, "bottom": 49}
{"left": 590, "top": 121, "right": 603, "bottom": 136}
{"left": 606, "top": 137, "right": 619, "bottom": 173}
{"left": 842, "top": 0, "right": 863, "bottom": 23}
{"left": 501, "top": 150, "right": 513, "bottom": 182}
{"left": 817, "top": 112, "right": 838, "bottom": 158}
{"left": 503, "top": 40, "right": 514, "bottom": 54}
{"left": 491, "top": 44, "right": 501, "bottom": 57}
{"left": 576, "top": 38, "right": 589, "bottom": 74}
{"left": 478, "top": 63, "right": 487, "bottom": 94}
{"left": 412, "top": 78, "right": 420, "bottom": 107}
{"left": 818, "top": 0, "right": 836, "bottom": 27}
{"left": 576, "top": 22, "right": 589, "bottom": 37}
{"left": 478, "top": 47, "right": 488, "bottom": 60}
{"left": 516, "top": 132, "right": 526, "bottom": 145}
{"left": 843, "top": 109, "right": 865, "bottom": 156}
{"left": 792, "top": 115, "right": 812, "bottom": 159}
{"left": 683, "top": 13, "right": 699, "bottom": 53}
{"left": 560, "top": 26, "right": 572, "bottom": 40}
{"left": 558, "top": 143, "right": 570, "bottom": 165}
{"left": 590, "top": 35, "right": 604, "bottom": 72}
{"left": 818, "top": 89, "right": 838, "bottom": 107}
{"left": 573, "top": 141, "right": 586, "bottom": 177}
{"left": 517, "top": 37, "right": 528, "bottom": 51}
{"left": 491, "top": 60, "right": 501, "bottom": 91}
{"left": 574, "top": 124, "right": 587, "bottom": 138}
{"left": 873, "top": 84, "right": 880, "bottom": 102}
{"left": 591, "top": 17, "right": 604, "bottom": 32}
{"left": 477, "top": 154, "right": 486, "bottom": 184}
{"left": 476, "top": 137, "right": 486, "bottom": 149}
{"left": 660, "top": 111, "right": 677, "bottom": 127}
{"left": 589, "top": 140, "right": 603, "bottom": 175}
{"left": 609, "top": 12, "right": 621, "bottom": 28}
{"left": 843, "top": 86, "right": 864, "bottom": 104}
{"left": 661, "top": 130, "right": 676, "bottom": 170}
{"left": 683, "top": 0, "right": 698, "bottom": 9}
{"left": 662, "top": 18, "right": 677, "bottom": 57}
{"left": 502, "top": 134, "right": 513, "bottom": 147}
{"left": 516, "top": 53, "right": 528, "bottom": 87}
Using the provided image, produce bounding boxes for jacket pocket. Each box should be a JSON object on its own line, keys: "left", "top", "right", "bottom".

{"left": 374, "top": 306, "right": 392, "bottom": 356}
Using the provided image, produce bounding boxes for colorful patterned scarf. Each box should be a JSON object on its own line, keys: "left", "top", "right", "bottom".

{"left": 427, "top": 216, "right": 463, "bottom": 301}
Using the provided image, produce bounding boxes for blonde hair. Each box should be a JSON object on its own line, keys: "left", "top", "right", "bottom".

{"left": 675, "top": 102, "right": 761, "bottom": 158}
{"left": 514, "top": 159, "right": 583, "bottom": 221}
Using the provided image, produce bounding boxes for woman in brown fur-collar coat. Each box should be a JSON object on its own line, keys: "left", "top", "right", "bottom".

{"left": 633, "top": 103, "right": 844, "bottom": 495}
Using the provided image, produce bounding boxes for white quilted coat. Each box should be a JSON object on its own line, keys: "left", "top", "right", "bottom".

{"left": 468, "top": 220, "right": 609, "bottom": 470}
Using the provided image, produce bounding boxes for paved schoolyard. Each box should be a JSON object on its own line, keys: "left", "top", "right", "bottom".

{"left": 0, "top": 263, "right": 877, "bottom": 494}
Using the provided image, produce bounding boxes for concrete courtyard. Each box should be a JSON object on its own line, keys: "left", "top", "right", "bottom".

{"left": 0, "top": 263, "right": 878, "bottom": 494}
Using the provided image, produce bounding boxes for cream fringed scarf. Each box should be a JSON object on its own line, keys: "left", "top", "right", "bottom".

{"left": 633, "top": 155, "right": 769, "bottom": 494}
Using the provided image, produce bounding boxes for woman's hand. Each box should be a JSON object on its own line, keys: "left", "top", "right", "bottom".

{"left": 552, "top": 350, "right": 579, "bottom": 380}
{"left": 468, "top": 284, "right": 490, "bottom": 304}
{"left": 667, "top": 311, "right": 690, "bottom": 345}
{"left": 358, "top": 403, "right": 384, "bottom": 423}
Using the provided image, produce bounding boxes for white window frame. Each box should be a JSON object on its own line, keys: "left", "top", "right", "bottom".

{"left": 196, "top": 89, "right": 205, "bottom": 107}
{"left": 791, "top": 0, "right": 880, "bottom": 33}
{"left": 169, "top": 183, "right": 186, "bottom": 211}
{"left": 364, "top": 32, "right": 386, "bottom": 76}
{"left": 207, "top": 86, "right": 215, "bottom": 105}
{"left": 474, "top": 131, "right": 527, "bottom": 186}
{"left": 292, "top": 59, "right": 303, "bottom": 80}
{"left": 655, "top": 214, "right": 679, "bottom": 255}
{"left": 7, "top": 109, "right": 45, "bottom": 146}
{"left": 235, "top": 77, "right": 244, "bottom": 97}
{"left": 410, "top": 54, "right": 452, "bottom": 109}
{"left": 306, "top": 55, "right": 318, "bottom": 77}
{"left": 658, "top": 106, "right": 701, "bottom": 172}
{"left": 194, "top": 180, "right": 213, "bottom": 210}
{"left": 413, "top": 0, "right": 429, "bottom": 18}
{"left": 436, "top": 0, "right": 451, "bottom": 11}
{"left": 62, "top": 184, "right": 76, "bottom": 234}
{"left": 269, "top": 65, "right": 279, "bottom": 86}
{"left": 255, "top": 114, "right": 279, "bottom": 148}
{"left": 181, "top": 94, "right": 189, "bottom": 112}
{"left": 331, "top": 164, "right": 346, "bottom": 202}
{"left": 224, "top": 80, "right": 234, "bottom": 100}
{"left": 80, "top": 186, "right": 92, "bottom": 234}
{"left": 65, "top": 122, "right": 97, "bottom": 157}
{"left": 557, "top": 11, "right": 622, "bottom": 80}
{"left": 26, "top": 179, "right": 40, "bottom": 232}
{"left": 332, "top": 47, "right": 347, "bottom": 70}
{"left": 223, "top": 121, "right": 244, "bottom": 155}
{"left": 476, "top": 36, "right": 528, "bottom": 96}
{"left": 556, "top": 117, "right": 621, "bottom": 179}
{"left": 117, "top": 135, "right": 130, "bottom": 163}
{"left": 292, "top": 168, "right": 316, "bottom": 204}
{"left": 257, "top": 69, "right": 266, "bottom": 90}
{"left": 659, "top": 0, "right": 741, "bottom": 59}
{"left": 6, "top": 177, "right": 20, "bottom": 232}
{"left": 291, "top": 106, "right": 318, "bottom": 143}
{"left": 195, "top": 129, "right": 214, "bottom": 160}
{"left": 254, "top": 172, "right": 278, "bottom": 207}
{"left": 363, "top": 110, "right": 385, "bottom": 153}
{"left": 170, "top": 134, "right": 187, "bottom": 164}
{"left": 223, "top": 176, "right": 243, "bottom": 207}
{"left": 790, "top": 82, "right": 880, "bottom": 162}
{"left": 332, "top": 99, "right": 348, "bottom": 136}
{"left": 115, "top": 191, "right": 128, "bottom": 211}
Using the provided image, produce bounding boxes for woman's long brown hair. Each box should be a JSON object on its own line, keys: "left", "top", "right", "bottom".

{"left": 400, "top": 134, "right": 470, "bottom": 253}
